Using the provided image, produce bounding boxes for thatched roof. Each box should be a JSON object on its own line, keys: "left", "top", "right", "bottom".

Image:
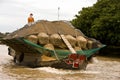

{"left": 4, "top": 20, "right": 85, "bottom": 39}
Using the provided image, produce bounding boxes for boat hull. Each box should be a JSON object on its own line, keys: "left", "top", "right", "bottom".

{"left": 8, "top": 48, "right": 88, "bottom": 70}
{"left": 2, "top": 38, "right": 105, "bottom": 70}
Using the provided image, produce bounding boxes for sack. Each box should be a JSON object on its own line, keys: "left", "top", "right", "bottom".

{"left": 38, "top": 32, "right": 49, "bottom": 44}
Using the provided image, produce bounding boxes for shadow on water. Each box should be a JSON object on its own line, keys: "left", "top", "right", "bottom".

{"left": 99, "top": 45, "right": 120, "bottom": 58}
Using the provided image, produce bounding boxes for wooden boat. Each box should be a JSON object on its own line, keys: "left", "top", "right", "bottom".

{"left": 1, "top": 20, "right": 106, "bottom": 70}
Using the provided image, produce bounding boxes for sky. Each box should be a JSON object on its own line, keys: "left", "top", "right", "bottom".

{"left": 0, "top": 0, "right": 97, "bottom": 33}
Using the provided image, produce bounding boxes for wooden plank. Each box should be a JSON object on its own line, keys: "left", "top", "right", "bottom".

{"left": 60, "top": 34, "right": 76, "bottom": 53}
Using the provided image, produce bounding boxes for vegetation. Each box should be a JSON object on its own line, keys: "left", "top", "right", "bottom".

{"left": 71, "top": 0, "right": 120, "bottom": 46}
{"left": 0, "top": 32, "right": 5, "bottom": 39}
{"left": 0, "top": 32, "right": 4, "bottom": 44}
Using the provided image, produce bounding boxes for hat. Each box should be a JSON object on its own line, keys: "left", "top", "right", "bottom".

{"left": 30, "top": 13, "right": 33, "bottom": 15}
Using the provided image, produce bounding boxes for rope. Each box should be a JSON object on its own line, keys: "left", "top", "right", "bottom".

{"left": 53, "top": 50, "right": 59, "bottom": 60}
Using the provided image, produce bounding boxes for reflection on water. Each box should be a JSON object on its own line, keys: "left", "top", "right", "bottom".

{"left": 0, "top": 45, "right": 120, "bottom": 80}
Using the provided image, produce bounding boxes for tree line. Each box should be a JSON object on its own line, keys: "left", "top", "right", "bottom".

{"left": 71, "top": 0, "right": 120, "bottom": 47}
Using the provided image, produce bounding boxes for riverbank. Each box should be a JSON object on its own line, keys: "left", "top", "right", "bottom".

{"left": 99, "top": 46, "right": 120, "bottom": 58}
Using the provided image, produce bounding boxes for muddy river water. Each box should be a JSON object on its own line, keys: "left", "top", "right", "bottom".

{"left": 0, "top": 45, "right": 120, "bottom": 80}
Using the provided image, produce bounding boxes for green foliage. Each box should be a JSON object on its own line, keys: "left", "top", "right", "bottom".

{"left": 71, "top": 0, "right": 120, "bottom": 46}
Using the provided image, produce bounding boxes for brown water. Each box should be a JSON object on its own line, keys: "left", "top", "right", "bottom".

{"left": 0, "top": 45, "right": 120, "bottom": 80}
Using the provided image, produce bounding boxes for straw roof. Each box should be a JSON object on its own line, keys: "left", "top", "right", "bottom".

{"left": 4, "top": 20, "right": 85, "bottom": 39}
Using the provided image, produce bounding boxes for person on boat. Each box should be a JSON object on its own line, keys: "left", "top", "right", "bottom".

{"left": 28, "top": 13, "right": 34, "bottom": 26}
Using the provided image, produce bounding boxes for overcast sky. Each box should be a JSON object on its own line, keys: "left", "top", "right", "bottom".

{"left": 0, "top": 0, "right": 97, "bottom": 33}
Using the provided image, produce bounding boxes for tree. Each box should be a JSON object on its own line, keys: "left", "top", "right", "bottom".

{"left": 71, "top": 0, "right": 120, "bottom": 46}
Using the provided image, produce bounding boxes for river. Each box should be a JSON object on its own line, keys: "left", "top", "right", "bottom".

{"left": 0, "top": 45, "right": 120, "bottom": 80}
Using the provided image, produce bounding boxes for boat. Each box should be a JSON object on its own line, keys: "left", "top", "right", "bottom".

{"left": 1, "top": 20, "right": 106, "bottom": 70}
